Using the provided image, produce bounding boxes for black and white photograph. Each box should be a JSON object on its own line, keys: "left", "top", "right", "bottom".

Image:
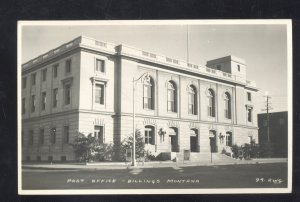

{"left": 18, "top": 20, "right": 292, "bottom": 194}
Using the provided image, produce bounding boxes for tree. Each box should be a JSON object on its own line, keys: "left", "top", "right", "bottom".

{"left": 119, "top": 129, "right": 145, "bottom": 161}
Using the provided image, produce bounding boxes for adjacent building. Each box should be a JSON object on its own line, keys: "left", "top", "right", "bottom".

{"left": 21, "top": 36, "right": 259, "bottom": 162}
{"left": 258, "top": 111, "right": 288, "bottom": 157}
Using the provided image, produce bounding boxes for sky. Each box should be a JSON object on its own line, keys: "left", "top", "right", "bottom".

{"left": 21, "top": 21, "right": 290, "bottom": 113}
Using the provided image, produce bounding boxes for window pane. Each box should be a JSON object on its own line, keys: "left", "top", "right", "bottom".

{"left": 22, "top": 77, "right": 26, "bottom": 88}
{"left": 66, "top": 60, "right": 71, "bottom": 73}
{"left": 64, "top": 126, "right": 69, "bottom": 144}
{"left": 53, "top": 65, "right": 58, "bottom": 78}
{"left": 42, "top": 69, "right": 47, "bottom": 81}
{"left": 94, "top": 126, "right": 104, "bottom": 143}
{"left": 65, "top": 85, "right": 71, "bottom": 105}
{"left": 31, "top": 95, "right": 35, "bottom": 112}
{"left": 22, "top": 98, "right": 26, "bottom": 114}
{"left": 96, "top": 59, "right": 104, "bottom": 72}
{"left": 42, "top": 92, "right": 46, "bottom": 110}
{"left": 168, "top": 89, "right": 174, "bottom": 101}
{"left": 95, "top": 84, "right": 104, "bottom": 104}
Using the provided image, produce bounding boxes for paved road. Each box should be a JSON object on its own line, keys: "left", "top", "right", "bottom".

{"left": 22, "top": 162, "right": 287, "bottom": 190}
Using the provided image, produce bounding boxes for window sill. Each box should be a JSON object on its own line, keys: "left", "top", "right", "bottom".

{"left": 167, "top": 111, "right": 178, "bottom": 114}
{"left": 188, "top": 113, "right": 198, "bottom": 116}
{"left": 93, "top": 104, "right": 105, "bottom": 109}
{"left": 143, "top": 108, "right": 155, "bottom": 111}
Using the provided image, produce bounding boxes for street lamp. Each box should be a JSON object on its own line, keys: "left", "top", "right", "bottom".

{"left": 132, "top": 72, "right": 150, "bottom": 166}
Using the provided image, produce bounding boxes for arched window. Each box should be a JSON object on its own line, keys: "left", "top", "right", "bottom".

{"left": 224, "top": 92, "right": 231, "bottom": 119}
{"left": 143, "top": 77, "right": 154, "bottom": 109}
{"left": 188, "top": 85, "right": 197, "bottom": 115}
{"left": 167, "top": 81, "right": 177, "bottom": 112}
{"left": 145, "top": 125, "right": 155, "bottom": 145}
{"left": 207, "top": 89, "right": 215, "bottom": 117}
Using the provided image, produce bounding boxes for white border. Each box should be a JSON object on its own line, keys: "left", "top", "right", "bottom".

{"left": 18, "top": 19, "right": 292, "bottom": 195}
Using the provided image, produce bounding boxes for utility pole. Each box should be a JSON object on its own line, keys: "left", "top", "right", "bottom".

{"left": 262, "top": 93, "right": 273, "bottom": 142}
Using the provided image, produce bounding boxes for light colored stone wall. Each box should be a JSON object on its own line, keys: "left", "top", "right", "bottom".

{"left": 22, "top": 52, "right": 81, "bottom": 119}
{"left": 78, "top": 112, "right": 114, "bottom": 144}
{"left": 22, "top": 112, "right": 78, "bottom": 161}
{"left": 79, "top": 51, "right": 115, "bottom": 112}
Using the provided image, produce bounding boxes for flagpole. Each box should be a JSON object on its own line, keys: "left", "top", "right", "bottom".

{"left": 187, "top": 24, "right": 189, "bottom": 63}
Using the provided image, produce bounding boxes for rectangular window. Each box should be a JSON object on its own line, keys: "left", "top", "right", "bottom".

{"left": 29, "top": 130, "right": 34, "bottom": 146}
{"left": 39, "top": 128, "right": 44, "bottom": 145}
{"left": 237, "top": 65, "right": 240, "bottom": 71}
{"left": 22, "top": 98, "right": 26, "bottom": 114}
{"left": 247, "top": 92, "right": 252, "bottom": 101}
{"left": 65, "top": 59, "right": 71, "bottom": 74}
{"left": 42, "top": 69, "right": 47, "bottom": 81}
{"left": 144, "top": 128, "right": 154, "bottom": 145}
{"left": 22, "top": 77, "right": 26, "bottom": 89}
{"left": 63, "top": 126, "right": 69, "bottom": 144}
{"left": 31, "top": 95, "right": 36, "bottom": 113}
{"left": 53, "top": 64, "right": 58, "bottom": 78}
{"left": 41, "top": 92, "right": 46, "bottom": 110}
{"left": 53, "top": 88, "right": 58, "bottom": 108}
{"left": 247, "top": 108, "right": 252, "bottom": 122}
{"left": 143, "top": 85, "right": 152, "bottom": 109}
{"left": 95, "top": 84, "right": 104, "bottom": 104}
{"left": 96, "top": 59, "right": 105, "bottom": 72}
{"left": 64, "top": 84, "right": 71, "bottom": 105}
{"left": 51, "top": 127, "right": 56, "bottom": 144}
{"left": 94, "top": 126, "right": 104, "bottom": 144}
{"left": 31, "top": 73, "right": 36, "bottom": 86}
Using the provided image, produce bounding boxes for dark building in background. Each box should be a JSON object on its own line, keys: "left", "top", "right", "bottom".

{"left": 257, "top": 111, "right": 288, "bottom": 157}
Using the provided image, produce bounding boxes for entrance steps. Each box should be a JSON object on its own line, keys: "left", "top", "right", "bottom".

{"left": 175, "top": 152, "right": 238, "bottom": 164}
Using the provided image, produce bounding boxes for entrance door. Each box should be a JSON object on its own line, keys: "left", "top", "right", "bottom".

{"left": 190, "top": 136, "right": 198, "bottom": 152}
{"left": 170, "top": 135, "right": 177, "bottom": 152}
{"left": 209, "top": 130, "right": 218, "bottom": 153}
{"left": 169, "top": 127, "right": 178, "bottom": 152}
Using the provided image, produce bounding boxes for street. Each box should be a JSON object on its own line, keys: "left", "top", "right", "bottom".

{"left": 22, "top": 163, "right": 287, "bottom": 189}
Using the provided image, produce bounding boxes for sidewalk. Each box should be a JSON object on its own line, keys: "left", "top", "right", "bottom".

{"left": 22, "top": 158, "right": 288, "bottom": 171}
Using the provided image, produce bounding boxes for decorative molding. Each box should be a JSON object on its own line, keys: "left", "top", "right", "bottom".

{"left": 93, "top": 118, "right": 105, "bottom": 126}
{"left": 208, "top": 124, "right": 217, "bottom": 131}
{"left": 245, "top": 104, "right": 254, "bottom": 109}
{"left": 143, "top": 118, "right": 157, "bottom": 126}
{"left": 225, "top": 126, "right": 233, "bottom": 132}
{"left": 167, "top": 120, "right": 180, "bottom": 128}
{"left": 189, "top": 122, "right": 199, "bottom": 130}
{"left": 90, "top": 77, "right": 109, "bottom": 85}
{"left": 222, "top": 90, "right": 231, "bottom": 99}
{"left": 205, "top": 87, "right": 215, "bottom": 96}
{"left": 61, "top": 76, "right": 73, "bottom": 84}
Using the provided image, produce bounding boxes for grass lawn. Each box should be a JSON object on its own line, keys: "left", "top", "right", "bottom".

{"left": 22, "top": 162, "right": 287, "bottom": 189}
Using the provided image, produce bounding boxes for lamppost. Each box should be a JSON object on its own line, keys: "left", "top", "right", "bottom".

{"left": 132, "top": 72, "right": 150, "bottom": 166}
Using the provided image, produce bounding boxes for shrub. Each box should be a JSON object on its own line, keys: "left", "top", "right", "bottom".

{"left": 231, "top": 144, "right": 240, "bottom": 159}
{"left": 72, "top": 132, "right": 113, "bottom": 162}
{"left": 145, "top": 150, "right": 156, "bottom": 161}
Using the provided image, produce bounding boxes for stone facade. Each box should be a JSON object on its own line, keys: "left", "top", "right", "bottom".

{"left": 21, "top": 36, "right": 258, "bottom": 162}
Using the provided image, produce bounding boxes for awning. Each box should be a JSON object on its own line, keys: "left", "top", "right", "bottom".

{"left": 169, "top": 128, "right": 177, "bottom": 136}
{"left": 190, "top": 130, "right": 197, "bottom": 136}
